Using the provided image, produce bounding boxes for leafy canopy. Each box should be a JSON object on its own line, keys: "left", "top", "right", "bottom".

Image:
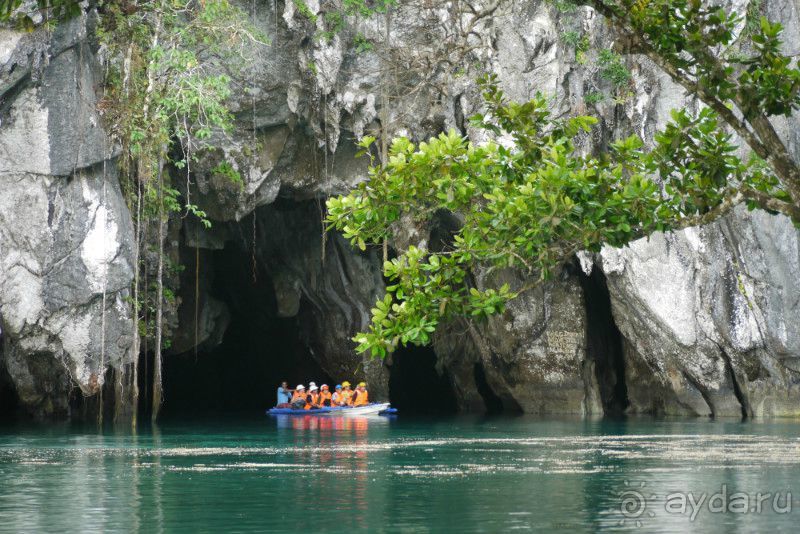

{"left": 581, "top": 0, "right": 800, "bottom": 206}
{"left": 326, "top": 75, "right": 783, "bottom": 358}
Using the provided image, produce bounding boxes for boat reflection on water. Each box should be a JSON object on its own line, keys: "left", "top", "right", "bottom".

{"left": 274, "top": 415, "right": 389, "bottom": 523}
{"left": 272, "top": 414, "right": 389, "bottom": 431}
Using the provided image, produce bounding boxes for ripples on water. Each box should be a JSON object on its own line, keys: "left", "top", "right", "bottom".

{"left": 0, "top": 416, "right": 798, "bottom": 532}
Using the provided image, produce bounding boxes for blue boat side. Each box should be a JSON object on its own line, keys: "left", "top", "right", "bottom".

{"left": 266, "top": 404, "right": 399, "bottom": 416}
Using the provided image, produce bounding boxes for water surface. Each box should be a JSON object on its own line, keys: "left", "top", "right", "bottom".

{"left": 0, "top": 416, "right": 798, "bottom": 532}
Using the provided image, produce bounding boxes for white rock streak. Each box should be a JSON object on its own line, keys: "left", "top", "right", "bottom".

{"left": 80, "top": 178, "right": 118, "bottom": 293}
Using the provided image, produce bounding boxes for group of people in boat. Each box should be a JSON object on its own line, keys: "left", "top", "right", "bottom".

{"left": 275, "top": 381, "right": 369, "bottom": 410}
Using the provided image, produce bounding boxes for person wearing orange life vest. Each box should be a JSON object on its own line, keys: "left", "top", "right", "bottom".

{"left": 331, "top": 385, "right": 345, "bottom": 406}
{"left": 340, "top": 381, "right": 354, "bottom": 405}
{"left": 351, "top": 382, "right": 369, "bottom": 406}
{"left": 290, "top": 385, "right": 307, "bottom": 409}
{"left": 305, "top": 385, "right": 320, "bottom": 409}
{"left": 318, "top": 384, "right": 332, "bottom": 407}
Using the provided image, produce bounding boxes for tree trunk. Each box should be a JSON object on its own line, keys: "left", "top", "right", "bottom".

{"left": 129, "top": 174, "right": 142, "bottom": 427}
{"left": 587, "top": 0, "right": 800, "bottom": 216}
{"left": 380, "top": 8, "right": 391, "bottom": 166}
{"left": 151, "top": 156, "right": 165, "bottom": 423}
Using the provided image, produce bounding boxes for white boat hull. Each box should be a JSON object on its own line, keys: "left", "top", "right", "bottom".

{"left": 332, "top": 403, "right": 391, "bottom": 416}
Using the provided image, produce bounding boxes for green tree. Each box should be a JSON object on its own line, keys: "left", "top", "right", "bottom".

{"left": 580, "top": 0, "right": 800, "bottom": 210}
{"left": 327, "top": 1, "right": 800, "bottom": 359}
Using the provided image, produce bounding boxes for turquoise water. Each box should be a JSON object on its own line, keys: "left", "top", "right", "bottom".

{"left": 0, "top": 415, "right": 798, "bottom": 532}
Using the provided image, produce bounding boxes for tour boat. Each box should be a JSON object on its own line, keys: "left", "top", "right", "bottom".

{"left": 266, "top": 402, "right": 397, "bottom": 416}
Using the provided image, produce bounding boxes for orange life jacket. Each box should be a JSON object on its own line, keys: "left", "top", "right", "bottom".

{"left": 291, "top": 390, "right": 306, "bottom": 402}
{"left": 341, "top": 390, "right": 354, "bottom": 406}
{"left": 319, "top": 390, "right": 332, "bottom": 406}
{"left": 331, "top": 392, "right": 344, "bottom": 406}
{"left": 352, "top": 389, "right": 369, "bottom": 406}
{"left": 304, "top": 392, "right": 320, "bottom": 409}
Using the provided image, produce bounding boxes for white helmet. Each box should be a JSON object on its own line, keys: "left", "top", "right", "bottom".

{"left": 296, "top": 384, "right": 305, "bottom": 390}
{"left": 309, "top": 385, "right": 319, "bottom": 392}
{"left": 309, "top": 382, "right": 317, "bottom": 388}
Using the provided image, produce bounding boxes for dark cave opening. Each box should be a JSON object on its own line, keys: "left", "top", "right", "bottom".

{"left": 0, "top": 384, "right": 18, "bottom": 421}
{"left": 157, "top": 242, "right": 331, "bottom": 418}
{"left": 388, "top": 345, "right": 458, "bottom": 414}
{"left": 0, "top": 340, "right": 22, "bottom": 422}
{"left": 579, "top": 267, "right": 629, "bottom": 416}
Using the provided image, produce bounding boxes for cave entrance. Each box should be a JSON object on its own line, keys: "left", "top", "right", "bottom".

{"left": 579, "top": 267, "right": 629, "bottom": 416}
{"left": 388, "top": 345, "right": 458, "bottom": 414}
{"left": 0, "top": 339, "right": 22, "bottom": 422}
{"left": 158, "top": 242, "right": 330, "bottom": 418}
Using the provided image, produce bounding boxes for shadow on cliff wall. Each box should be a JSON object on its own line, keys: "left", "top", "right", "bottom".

{"left": 146, "top": 198, "right": 473, "bottom": 418}
{"left": 579, "top": 266, "right": 629, "bottom": 416}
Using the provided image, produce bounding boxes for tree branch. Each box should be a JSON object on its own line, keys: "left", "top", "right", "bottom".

{"left": 585, "top": 0, "right": 800, "bottom": 206}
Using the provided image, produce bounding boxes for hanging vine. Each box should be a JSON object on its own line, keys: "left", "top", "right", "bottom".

{"left": 94, "top": 0, "right": 268, "bottom": 422}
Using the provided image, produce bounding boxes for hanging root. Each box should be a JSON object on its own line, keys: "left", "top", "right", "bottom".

{"left": 195, "top": 234, "right": 200, "bottom": 361}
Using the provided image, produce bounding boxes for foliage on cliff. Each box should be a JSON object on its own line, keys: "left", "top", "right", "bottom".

{"left": 97, "top": 0, "right": 264, "bottom": 215}
{"left": 0, "top": 0, "right": 80, "bottom": 29}
{"left": 96, "top": 0, "right": 266, "bottom": 421}
{"left": 1, "top": 0, "right": 266, "bottom": 422}
{"left": 328, "top": 0, "right": 800, "bottom": 358}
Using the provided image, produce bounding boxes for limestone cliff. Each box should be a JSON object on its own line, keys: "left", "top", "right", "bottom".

{"left": 0, "top": 0, "right": 798, "bottom": 419}
{"left": 0, "top": 16, "right": 135, "bottom": 417}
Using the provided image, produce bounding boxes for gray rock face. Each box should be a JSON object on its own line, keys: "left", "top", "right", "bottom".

{"left": 0, "top": 15, "right": 135, "bottom": 417}
{"left": 596, "top": 209, "right": 800, "bottom": 417}
{"left": 0, "top": 18, "right": 109, "bottom": 176}
{"left": 434, "top": 269, "right": 600, "bottom": 415}
{"left": 573, "top": 0, "right": 800, "bottom": 418}
{"left": 0, "top": 168, "right": 135, "bottom": 417}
